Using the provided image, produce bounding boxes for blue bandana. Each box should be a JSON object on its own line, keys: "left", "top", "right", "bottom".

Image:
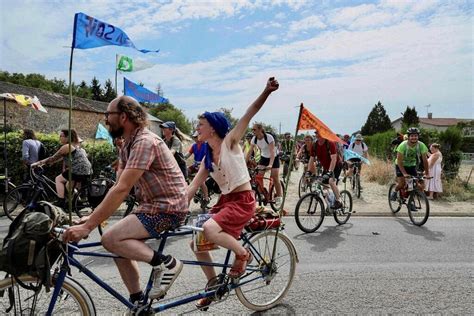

{"left": 202, "top": 111, "right": 230, "bottom": 172}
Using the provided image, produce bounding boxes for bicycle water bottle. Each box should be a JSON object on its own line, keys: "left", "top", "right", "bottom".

{"left": 407, "top": 178, "right": 414, "bottom": 191}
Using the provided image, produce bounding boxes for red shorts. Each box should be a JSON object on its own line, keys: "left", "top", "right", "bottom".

{"left": 210, "top": 190, "right": 256, "bottom": 239}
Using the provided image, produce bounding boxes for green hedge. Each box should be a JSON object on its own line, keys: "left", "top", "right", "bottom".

{"left": 0, "top": 132, "right": 116, "bottom": 185}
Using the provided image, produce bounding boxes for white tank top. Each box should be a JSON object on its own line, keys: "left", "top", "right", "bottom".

{"left": 210, "top": 140, "right": 250, "bottom": 195}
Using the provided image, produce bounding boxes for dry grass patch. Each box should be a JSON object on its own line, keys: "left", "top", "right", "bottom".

{"left": 363, "top": 157, "right": 394, "bottom": 185}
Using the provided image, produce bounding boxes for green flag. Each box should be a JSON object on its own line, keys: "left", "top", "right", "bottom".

{"left": 117, "top": 54, "right": 154, "bottom": 72}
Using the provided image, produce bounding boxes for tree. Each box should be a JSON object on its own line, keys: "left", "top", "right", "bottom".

{"left": 149, "top": 102, "right": 192, "bottom": 135}
{"left": 401, "top": 106, "right": 419, "bottom": 130}
{"left": 360, "top": 101, "right": 393, "bottom": 136}
{"left": 90, "top": 77, "right": 103, "bottom": 101}
{"left": 103, "top": 79, "right": 116, "bottom": 102}
{"left": 76, "top": 81, "right": 91, "bottom": 99}
{"left": 218, "top": 107, "right": 238, "bottom": 129}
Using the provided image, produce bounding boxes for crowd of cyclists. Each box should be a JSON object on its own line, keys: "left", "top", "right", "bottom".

{"left": 9, "top": 76, "right": 435, "bottom": 314}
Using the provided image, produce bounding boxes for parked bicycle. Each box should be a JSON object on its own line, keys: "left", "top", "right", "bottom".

{"left": 0, "top": 221, "right": 298, "bottom": 315}
{"left": 2, "top": 167, "right": 86, "bottom": 221}
{"left": 388, "top": 174, "right": 431, "bottom": 226}
{"left": 249, "top": 167, "right": 286, "bottom": 212}
{"left": 295, "top": 175, "right": 353, "bottom": 233}
{"left": 0, "top": 175, "right": 15, "bottom": 214}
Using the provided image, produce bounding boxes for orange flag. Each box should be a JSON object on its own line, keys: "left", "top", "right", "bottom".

{"left": 297, "top": 105, "right": 344, "bottom": 144}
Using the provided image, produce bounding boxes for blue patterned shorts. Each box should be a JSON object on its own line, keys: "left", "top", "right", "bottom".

{"left": 135, "top": 212, "right": 187, "bottom": 238}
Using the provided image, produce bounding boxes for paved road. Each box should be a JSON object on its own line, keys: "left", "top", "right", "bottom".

{"left": 1, "top": 217, "right": 472, "bottom": 314}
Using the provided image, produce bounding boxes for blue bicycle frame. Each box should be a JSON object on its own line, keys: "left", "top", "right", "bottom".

{"left": 46, "top": 228, "right": 265, "bottom": 315}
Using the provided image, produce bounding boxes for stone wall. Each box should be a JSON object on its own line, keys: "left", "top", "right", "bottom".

{"left": 4, "top": 100, "right": 105, "bottom": 139}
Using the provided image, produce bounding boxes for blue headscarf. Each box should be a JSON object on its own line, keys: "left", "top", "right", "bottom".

{"left": 202, "top": 111, "right": 230, "bottom": 172}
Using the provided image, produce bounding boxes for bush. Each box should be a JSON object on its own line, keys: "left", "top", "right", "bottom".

{"left": 364, "top": 130, "right": 398, "bottom": 160}
{"left": 0, "top": 131, "right": 116, "bottom": 185}
{"left": 438, "top": 127, "right": 463, "bottom": 179}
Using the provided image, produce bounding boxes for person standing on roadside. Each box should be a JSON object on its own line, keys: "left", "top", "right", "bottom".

{"left": 21, "top": 129, "right": 43, "bottom": 182}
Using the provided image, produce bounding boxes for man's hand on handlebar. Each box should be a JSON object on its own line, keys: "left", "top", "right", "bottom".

{"left": 63, "top": 223, "right": 92, "bottom": 243}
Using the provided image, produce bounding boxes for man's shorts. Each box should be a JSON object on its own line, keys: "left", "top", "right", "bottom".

{"left": 259, "top": 156, "right": 280, "bottom": 169}
{"left": 324, "top": 163, "right": 343, "bottom": 181}
{"left": 135, "top": 212, "right": 187, "bottom": 238}
{"left": 395, "top": 165, "right": 417, "bottom": 178}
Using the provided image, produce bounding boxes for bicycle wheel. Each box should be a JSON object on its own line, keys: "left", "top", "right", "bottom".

{"left": 3, "top": 184, "right": 47, "bottom": 221}
{"left": 388, "top": 184, "right": 402, "bottom": 213}
{"left": 0, "top": 181, "right": 15, "bottom": 216}
{"left": 407, "top": 190, "right": 430, "bottom": 226}
{"left": 0, "top": 275, "right": 95, "bottom": 315}
{"left": 236, "top": 230, "right": 297, "bottom": 311}
{"left": 294, "top": 193, "right": 325, "bottom": 233}
{"left": 270, "top": 180, "right": 286, "bottom": 212}
{"left": 355, "top": 174, "right": 361, "bottom": 199}
{"left": 298, "top": 176, "right": 308, "bottom": 198}
{"left": 333, "top": 190, "right": 352, "bottom": 225}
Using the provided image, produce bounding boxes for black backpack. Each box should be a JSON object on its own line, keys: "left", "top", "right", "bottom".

{"left": 0, "top": 202, "right": 65, "bottom": 291}
{"left": 38, "top": 142, "right": 48, "bottom": 160}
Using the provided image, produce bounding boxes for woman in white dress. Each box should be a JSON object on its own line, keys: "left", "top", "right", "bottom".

{"left": 426, "top": 143, "right": 443, "bottom": 199}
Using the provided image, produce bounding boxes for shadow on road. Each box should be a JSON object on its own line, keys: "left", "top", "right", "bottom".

{"left": 394, "top": 218, "right": 445, "bottom": 241}
{"left": 292, "top": 223, "right": 353, "bottom": 252}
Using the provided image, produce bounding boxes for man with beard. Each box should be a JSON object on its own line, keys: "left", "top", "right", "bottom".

{"left": 63, "top": 96, "right": 188, "bottom": 308}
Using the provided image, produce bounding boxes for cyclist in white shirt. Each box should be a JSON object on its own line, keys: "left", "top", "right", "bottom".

{"left": 346, "top": 133, "right": 368, "bottom": 178}
{"left": 246, "top": 124, "right": 283, "bottom": 207}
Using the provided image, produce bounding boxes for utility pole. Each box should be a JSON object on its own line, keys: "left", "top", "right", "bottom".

{"left": 425, "top": 104, "right": 431, "bottom": 117}
{"left": 279, "top": 122, "right": 281, "bottom": 135}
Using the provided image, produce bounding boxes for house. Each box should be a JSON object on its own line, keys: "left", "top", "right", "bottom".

{"left": 0, "top": 81, "right": 167, "bottom": 139}
{"left": 391, "top": 113, "right": 472, "bottom": 132}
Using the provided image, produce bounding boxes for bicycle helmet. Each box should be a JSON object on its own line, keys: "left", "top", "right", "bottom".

{"left": 406, "top": 127, "right": 420, "bottom": 135}
{"left": 246, "top": 133, "right": 253, "bottom": 139}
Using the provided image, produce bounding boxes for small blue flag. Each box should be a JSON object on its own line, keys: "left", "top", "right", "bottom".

{"left": 95, "top": 123, "right": 113, "bottom": 145}
{"left": 124, "top": 77, "right": 168, "bottom": 104}
{"left": 343, "top": 149, "right": 371, "bottom": 165}
{"left": 72, "top": 12, "right": 159, "bottom": 53}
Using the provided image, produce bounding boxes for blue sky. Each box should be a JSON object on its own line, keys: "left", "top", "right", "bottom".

{"left": 0, "top": 0, "right": 472, "bottom": 134}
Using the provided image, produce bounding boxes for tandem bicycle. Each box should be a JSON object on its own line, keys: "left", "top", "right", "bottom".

{"left": 0, "top": 221, "right": 298, "bottom": 315}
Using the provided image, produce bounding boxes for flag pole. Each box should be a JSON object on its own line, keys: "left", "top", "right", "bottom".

{"left": 3, "top": 97, "right": 7, "bottom": 190}
{"left": 115, "top": 54, "right": 118, "bottom": 95}
{"left": 67, "top": 46, "right": 75, "bottom": 225}
{"left": 271, "top": 103, "right": 303, "bottom": 261}
{"left": 280, "top": 103, "right": 303, "bottom": 213}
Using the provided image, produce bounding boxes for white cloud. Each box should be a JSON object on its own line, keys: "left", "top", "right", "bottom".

{"left": 288, "top": 15, "right": 327, "bottom": 34}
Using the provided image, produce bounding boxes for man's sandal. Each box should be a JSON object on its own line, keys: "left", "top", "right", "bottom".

{"left": 228, "top": 249, "right": 253, "bottom": 279}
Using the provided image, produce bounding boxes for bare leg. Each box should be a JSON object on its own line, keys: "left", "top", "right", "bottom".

{"left": 271, "top": 168, "right": 282, "bottom": 197}
{"left": 101, "top": 215, "right": 154, "bottom": 294}
{"left": 55, "top": 174, "right": 66, "bottom": 198}
{"left": 329, "top": 178, "right": 340, "bottom": 200}
{"left": 203, "top": 219, "right": 246, "bottom": 256}
{"left": 189, "top": 240, "right": 216, "bottom": 282}
{"left": 200, "top": 183, "right": 209, "bottom": 200}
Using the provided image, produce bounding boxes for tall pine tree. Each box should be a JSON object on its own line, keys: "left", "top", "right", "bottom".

{"left": 103, "top": 79, "right": 117, "bottom": 102}
{"left": 361, "top": 101, "right": 393, "bottom": 135}
{"left": 91, "top": 77, "right": 103, "bottom": 101}
{"left": 401, "top": 106, "right": 419, "bottom": 130}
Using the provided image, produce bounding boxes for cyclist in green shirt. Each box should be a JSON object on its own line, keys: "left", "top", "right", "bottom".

{"left": 390, "top": 127, "right": 430, "bottom": 200}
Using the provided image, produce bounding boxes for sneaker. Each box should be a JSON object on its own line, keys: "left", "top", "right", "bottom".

{"left": 331, "top": 200, "right": 343, "bottom": 209}
{"left": 274, "top": 196, "right": 283, "bottom": 208}
{"left": 390, "top": 192, "right": 398, "bottom": 201}
{"left": 149, "top": 257, "right": 183, "bottom": 299}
